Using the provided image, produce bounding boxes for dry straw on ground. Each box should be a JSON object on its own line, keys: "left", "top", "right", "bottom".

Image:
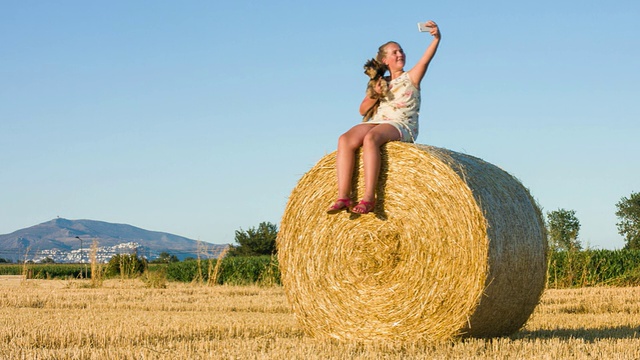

{"left": 2, "top": 277, "right": 640, "bottom": 359}
{"left": 277, "top": 142, "right": 547, "bottom": 342}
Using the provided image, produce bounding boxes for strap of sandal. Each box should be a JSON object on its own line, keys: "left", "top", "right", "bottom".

{"left": 352, "top": 200, "right": 375, "bottom": 213}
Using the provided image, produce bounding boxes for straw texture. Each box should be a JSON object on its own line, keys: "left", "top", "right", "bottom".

{"left": 277, "top": 142, "right": 547, "bottom": 342}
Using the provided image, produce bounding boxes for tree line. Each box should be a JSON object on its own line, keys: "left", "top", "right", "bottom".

{"left": 548, "top": 191, "right": 640, "bottom": 251}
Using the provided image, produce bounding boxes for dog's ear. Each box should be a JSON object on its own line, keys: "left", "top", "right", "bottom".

{"left": 363, "top": 58, "right": 376, "bottom": 69}
{"left": 366, "top": 58, "right": 387, "bottom": 76}
{"left": 373, "top": 59, "right": 387, "bottom": 69}
{"left": 364, "top": 58, "right": 387, "bottom": 79}
{"left": 363, "top": 58, "right": 378, "bottom": 78}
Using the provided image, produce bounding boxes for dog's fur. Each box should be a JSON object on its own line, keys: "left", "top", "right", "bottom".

{"left": 362, "top": 58, "right": 389, "bottom": 122}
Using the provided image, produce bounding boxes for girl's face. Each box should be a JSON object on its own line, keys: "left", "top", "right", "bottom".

{"left": 383, "top": 43, "right": 405, "bottom": 71}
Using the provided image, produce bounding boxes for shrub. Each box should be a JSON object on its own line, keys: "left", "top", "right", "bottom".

{"left": 105, "top": 254, "right": 147, "bottom": 279}
{"left": 166, "top": 260, "right": 202, "bottom": 282}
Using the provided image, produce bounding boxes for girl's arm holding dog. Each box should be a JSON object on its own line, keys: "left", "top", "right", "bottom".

{"left": 408, "top": 20, "right": 441, "bottom": 88}
{"left": 359, "top": 79, "right": 383, "bottom": 116}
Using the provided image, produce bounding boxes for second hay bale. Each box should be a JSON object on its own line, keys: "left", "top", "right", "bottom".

{"left": 277, "top": 142, "right": 547, "bottom": 341}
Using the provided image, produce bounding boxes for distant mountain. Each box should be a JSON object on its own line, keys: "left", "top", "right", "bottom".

{"left": 0, "top": 218, "right": 228, "bottom": 263}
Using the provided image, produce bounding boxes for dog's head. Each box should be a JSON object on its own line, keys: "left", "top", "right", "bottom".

{"left": 363, "top": 58, "right": 387, "bottom": 79}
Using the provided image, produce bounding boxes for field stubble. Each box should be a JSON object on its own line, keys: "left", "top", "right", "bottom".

{"left": 1, "top": 276, "right": 639, "bottom": 359}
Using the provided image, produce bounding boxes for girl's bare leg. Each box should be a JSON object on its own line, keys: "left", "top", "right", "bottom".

{"left": 360, "top": 124, "right": 401, "bottom": 203}
{"left": 335, "top": 124, "right": 376, "bottom": 199}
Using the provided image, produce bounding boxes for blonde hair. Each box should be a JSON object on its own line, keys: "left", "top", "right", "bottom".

{"left": 375, "top": 41, "right": 401, "bottom": 63}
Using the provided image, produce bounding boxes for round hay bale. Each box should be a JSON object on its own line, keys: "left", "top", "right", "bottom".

{"left": 277, "top": 142, "right": 547, "bottom": 342}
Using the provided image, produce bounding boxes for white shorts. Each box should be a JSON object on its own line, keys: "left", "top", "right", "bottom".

{"left": 365, "top": 119, "right": 418, "bottom": 143}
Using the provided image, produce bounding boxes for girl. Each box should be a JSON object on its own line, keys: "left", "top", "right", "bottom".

{"left": 327, "top": 21, "right": 441, "bottom": 214}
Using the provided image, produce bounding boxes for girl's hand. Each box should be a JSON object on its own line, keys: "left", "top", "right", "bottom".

{"left": 374, "top": 78, "right": 383, "bottom": 94}
{"left": 423, "top": 20, "right": 440, "bottom": 39}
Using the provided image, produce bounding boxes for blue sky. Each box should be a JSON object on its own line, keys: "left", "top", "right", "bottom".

{"left": 1, "top": 1, "right": 638, "bottom": 250}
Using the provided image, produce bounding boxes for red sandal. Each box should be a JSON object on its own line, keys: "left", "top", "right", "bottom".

{"left": 326, "top": 198, "right": 353, "bottom": 214}
{"left": 351, "top": 200, "right": 375, "bottom": 214}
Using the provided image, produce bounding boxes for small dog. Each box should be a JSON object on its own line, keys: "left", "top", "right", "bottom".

{"left": 362, "top": 58, "right": 389, "bottom": 122}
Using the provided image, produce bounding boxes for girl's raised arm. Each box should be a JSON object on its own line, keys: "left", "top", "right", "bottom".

{"left": 408, "top": 21, "right": 441, "bottom": 88}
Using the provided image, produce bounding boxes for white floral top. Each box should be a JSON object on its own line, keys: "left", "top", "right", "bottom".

{"left": 366, "top": 72, "right": 420, "bottom": 142}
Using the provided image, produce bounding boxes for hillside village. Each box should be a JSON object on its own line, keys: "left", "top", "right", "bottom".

{"left": 31, "top": 242, "right": 147, "bottom": 264}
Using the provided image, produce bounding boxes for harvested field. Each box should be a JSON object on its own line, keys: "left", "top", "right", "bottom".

{"left": 1, "top": 276, "right": 639, "bottom": 359}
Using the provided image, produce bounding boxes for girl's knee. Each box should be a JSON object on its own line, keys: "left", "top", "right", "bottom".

{"left": 363, "top": 132, "right": 382, "bottom": 148}
{"left": 337, "top": 133, "right": 349, "bottom": 148}
{"left": 338, "top": 133, "right": 359, "bottom": 150}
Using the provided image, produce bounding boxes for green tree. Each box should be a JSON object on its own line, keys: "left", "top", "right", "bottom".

{"left": 151, "top": 251, "right": 179, "bottom": 264}
{"left": 228, "top": 222, "right": 278, "bottom": 257}
{"left": 105, "top": 253, "right": 147, "bottom": 278}
{"left": 547, "top": 209, "right": 581, "bottom": 251}
{"left": 616, "top": 191, "right": 640, "bottom": 250}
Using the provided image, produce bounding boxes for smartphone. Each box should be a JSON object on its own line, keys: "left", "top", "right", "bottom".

{"left": 417, "top": 22, "right": 433, "bottom": 32}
